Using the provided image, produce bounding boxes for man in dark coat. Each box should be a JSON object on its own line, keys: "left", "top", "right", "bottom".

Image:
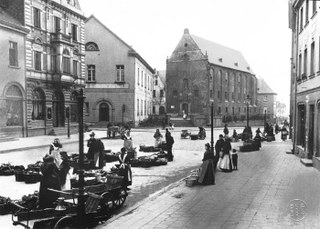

{"left": 87, "top": 132, "right": 105, "bottom": 169}
{"left": 214, "top": 134, "right": 225, "bottom": 170}
{"left": 166, "top": 132, "right": 175, "bottom": 161}
{"left": 39, "top": 155, "right": 61, "bottom": 209}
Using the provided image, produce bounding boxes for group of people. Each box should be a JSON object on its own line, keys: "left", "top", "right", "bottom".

{"left": 39, "top": 138, "right": 73, "bottom": 209}
{"left": 197, "top": 133, "right": 238, "bottom": 186}
{"left": 153, "top": 128, "right": 174, "bottom": 161}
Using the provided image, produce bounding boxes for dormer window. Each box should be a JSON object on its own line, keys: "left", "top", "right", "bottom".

{"left": 219, "top": 58, "right": 223, "bottom": 62}
{"left": 234, "top": 62, "right": 238, "bottom": 67}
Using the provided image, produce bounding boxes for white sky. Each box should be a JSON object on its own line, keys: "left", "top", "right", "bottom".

{"left": 78, "top": 0, "right": 292, "bottom": 109}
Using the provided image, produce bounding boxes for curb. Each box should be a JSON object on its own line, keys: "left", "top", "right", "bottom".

{"left": 106, "top": 176, "right": 186, "bottom": 224}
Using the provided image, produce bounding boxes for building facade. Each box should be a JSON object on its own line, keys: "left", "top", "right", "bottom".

{"left": 257, "top": 78, "right": 277, "bottom": 122}
{"left": 152, "top": 70, "right": 166, "bottom": 115}
{"left": 166, "top": 29, "right": 258, "bottom": 126}
{"left": 84, "top": 16, "right": 154, "bottom": 126}
{"left": 23, "top": 0, "right": 86, "bottom": 136}
{"left": 289, "top": 0, "right": 320, "bottom": 168}
{"left": 0, "top": 2, "right": 29, "bottom": 138}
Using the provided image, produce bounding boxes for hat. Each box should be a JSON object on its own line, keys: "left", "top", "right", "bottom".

{"left": 205, "top": 143, "right": 210, "bottom": 148}
{"left": 90, "top": 132, "right": 95, "bottom": 136}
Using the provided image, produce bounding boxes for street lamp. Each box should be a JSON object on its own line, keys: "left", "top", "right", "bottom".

{"left": 246, "top": 95, "right": 250, "bottom": 127}
{"left": 76, "top": 88, "right": 86, "bottom": 223}
{"left": 210, "top": 100, "right": 214, "bottom": 151}
{"left": 66, "top": 107, "right": 70, "bottom": 138}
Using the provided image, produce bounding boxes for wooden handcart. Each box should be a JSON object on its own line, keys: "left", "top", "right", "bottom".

{"left": 180, "top": 129, "right": 191, "bottom": 139}
{"left": 11, "top": 174, "right": 128, "bottom": 229}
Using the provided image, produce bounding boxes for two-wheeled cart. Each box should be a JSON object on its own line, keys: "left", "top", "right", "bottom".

{"left": 11, "top": 174, "right": 128, "bottom": 229}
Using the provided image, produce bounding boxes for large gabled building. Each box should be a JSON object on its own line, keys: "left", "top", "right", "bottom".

{"left": 166, "top": 28, "right": 258, "bottom": 127}
{"left": 84, "top": 15, "right": 155, "bottom": 126}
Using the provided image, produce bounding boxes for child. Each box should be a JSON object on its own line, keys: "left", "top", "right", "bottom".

{"left": 231, "top": 149, "right": 238, "bottom": 170}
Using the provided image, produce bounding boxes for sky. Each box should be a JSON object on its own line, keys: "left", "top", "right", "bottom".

{"left": 78, "top": 0, "right": 292, "bottom": 109}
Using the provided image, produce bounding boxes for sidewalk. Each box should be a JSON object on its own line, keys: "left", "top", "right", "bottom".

{"left": 100, "top": 140, "right": 320, "bottom": 229}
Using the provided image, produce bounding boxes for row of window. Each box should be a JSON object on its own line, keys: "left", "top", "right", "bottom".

{"left": 153, "top": 90, "right": 164, "bottom": 98}
{"left": 299, "top": 0, "right": 317, "bottom": 33}
{"left": 33, "top": 7, "right": 78, "bottom": 41}
{"left": 137, "top": 67, "right": 152, "bottom": 90}
{"left": 33, "top": 50, "right": 79, "bottom": 75}
{"left": 215, "top": 106, "right": 257, "bottom": 115}
{"left": 87, "top": 65, "right": 125, "bottom": 82}
{"left": 137, "top": 99, "right": 152, "bottom": 116}
{"left": 297, "top": 39, "right": 320, "bottom": 79}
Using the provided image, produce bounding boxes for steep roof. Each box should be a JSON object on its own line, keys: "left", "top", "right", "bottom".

{"left": 257, "top": 78, "right": 277, "bottom": 94}
{"left": 190, "top": 34, "right": 253, "bottom": 74}
{"left": 158, "top": 70, "right": 166, "bottom": 86}
{"left": 86, "top": 15, "right": 154, "bottom": 74}
{"left": 0, "top": 6, "right": 28, "bottom": 33}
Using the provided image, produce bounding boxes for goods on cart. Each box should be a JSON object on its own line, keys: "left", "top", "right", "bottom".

{"left": 0, "top": 196, "right": 13, "bottom": 215}
{"left": 14, "top": 165, "right": 26, "bottom": 182}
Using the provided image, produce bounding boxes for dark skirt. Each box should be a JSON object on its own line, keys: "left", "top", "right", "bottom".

{"left": 198, "top": 159, "right": 215, "bottom": 185}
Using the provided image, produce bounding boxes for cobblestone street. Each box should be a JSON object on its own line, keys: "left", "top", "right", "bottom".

{"left": 103, "top": 140, "right": 320, "bottom": 229}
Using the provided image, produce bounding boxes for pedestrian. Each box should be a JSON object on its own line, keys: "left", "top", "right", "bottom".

{"left": 219, "top": 137, "right": 232, "bottom": 172}
{"left": 197, "top": 143, "right": 215, "bottom": 185}
{"left": 256, "top": 128, "right": 261, "bottom": 137}
{"left": 49, "top": 138, "right": 62, "bottom": 169}
{"left": 59, "top": 151, "right": 72, "bottom": 190}
{"left": 118, "top": 147, "right": 132, "bottom": 189}
{"left": 153, "top": 129, "right": 163, "bottom": 147}
{"left": 87, "top": 132, "right": 105, "bottom": 169}
{"left": 165, "top": 128, "right": 171, "bottom": 141}
{"left": 223, "top": 124, "right": 229, "bottom": 137}
{"left": 214, "top": 134, "right": 225, "bottom": 170}
{"left": 232, "top": 129, "right": 238, "bottom": 142}
{"left": 166, "top": 132, "right": 175, "bottom": 161}
{"left": 231, "top": 149, "right": 238, "bottom": 170}
{"left": 39, "top": 155, "right": 61, "bottom": 209}
{"left": 281, "top": 126, "right": 288, "bottom": 141}
{"left": 198, "top": 126, "right": 206, "bottom": 140}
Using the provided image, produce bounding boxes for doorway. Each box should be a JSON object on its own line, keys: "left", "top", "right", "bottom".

{"left": 182, "top": 103, "right": 189, "bottom": 115}
{"left": 308, "top": 105, "right": 314, "bottom": 159}
{"left": 52, "top": 90, "right": 65, "bottom": 127}
{"left": 99, "top": 102, "right": 110, "bottom": 122}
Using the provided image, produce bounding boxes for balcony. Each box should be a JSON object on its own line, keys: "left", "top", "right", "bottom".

{"left": 50, "top": 32, "right": 72, "bottom": 45}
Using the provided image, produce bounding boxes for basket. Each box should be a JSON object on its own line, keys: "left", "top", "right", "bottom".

{"left": 15, "top": 171, "right": 25, "bottom": 182}
{"left": 106, "top": 174, "right": 124, "bottom": 189}
{"left": 24, "top": 173, "right": 40, "bottom": 184}
{"left": 0, "top": 203, "right": 12, "bottom": 215}
{"left": 185, "top": 177, "right": 197, "bottom": 187}
{"left": 190, "top": 135, "right": 198, "bottom": 140}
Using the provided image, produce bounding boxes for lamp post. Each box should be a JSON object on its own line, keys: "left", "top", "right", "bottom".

{"left": 210, "top": 100, "right": 214, "bottom": 151}
{"left": 77, "top": 88, "right": 86, "bottom": 223}
{"left": 66, "top": 107, "right": 70, "bottom": 138}
{"left": 246, "top": 95, "right": 250, "bottom": 127}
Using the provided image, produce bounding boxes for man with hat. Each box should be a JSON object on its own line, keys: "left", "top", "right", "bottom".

{"left": 87, "top": 132, "right": 105, "bottom": 169}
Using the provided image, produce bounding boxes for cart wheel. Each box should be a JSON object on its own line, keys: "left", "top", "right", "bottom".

{"left": 113, "top": 188, "right": 127, "bottom": 209}
{"left": 53, "top": 216, "right": 80, "bottom": 229}
{"left": 100, "top": 192, "right": 114, "bottom": 213}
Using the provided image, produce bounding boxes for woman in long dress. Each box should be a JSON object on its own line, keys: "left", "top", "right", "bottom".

{"left": 153, "top": 129, "right": 163, "bottom": 147}
{"left": 118, "top": 147, "right": 132, "bottom": 189}
{"left": 49, "top": 138, "right": 62, "bottom": 169}
{"left": 197, "top": 143, "right": 215, "bottom": 185}
{"left": 219, "top": 138, "right": 232, "bottom": 172}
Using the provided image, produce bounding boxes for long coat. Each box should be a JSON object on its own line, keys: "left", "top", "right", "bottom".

{"left": 39, "top": 162, "right": 61, "bottom": 209}
{"left": 198, "top": 149, "right": 215, "bottom": 185}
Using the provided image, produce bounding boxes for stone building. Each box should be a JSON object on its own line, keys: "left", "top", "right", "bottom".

{"left": 289, "top": 0, "right": 320, "bottom": 168}
{"left": 23, "top": 0, "right": 86, "bottom": 137}
{"left": 166, "top": 29, "right": 258, "bottom": 127}
{"left": 152, "top": 70, "right": 166, "bottom": 115}
{"left": 257, "top": 78, "right": 277, "bottom": 122}
{"left": 84, "top": 15, "right": 154, "bottom": 126}
{"left": 0, "top": 2, "right": 29, "bottom": 138}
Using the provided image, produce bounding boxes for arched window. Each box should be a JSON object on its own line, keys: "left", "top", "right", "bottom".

{"left": 6, "top": 85, "right": 23, "bottom": 126}
{"left": 32, "top": 88, "right": 45, "bottom": 120}
{"left": 63, "top": 49, "right": 70, "bottom": 74}
{"left": 85, "top": 42, "right": 99, "bottom": 51}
